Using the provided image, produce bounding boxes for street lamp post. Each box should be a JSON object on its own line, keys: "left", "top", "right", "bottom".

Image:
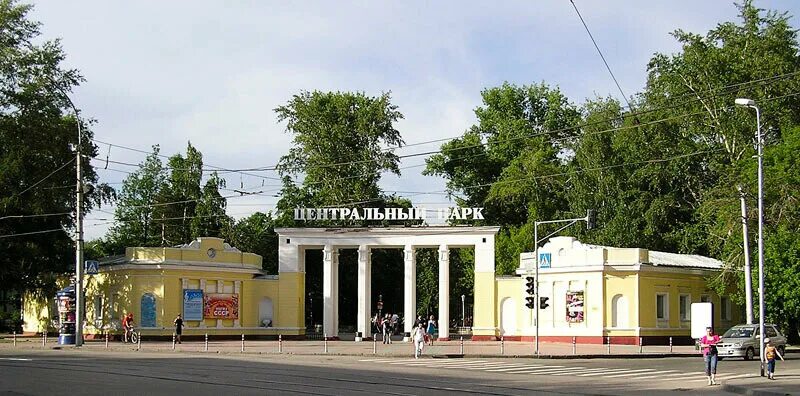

{"left": 735, "top": 98, "right": 766, "bottom": 377}
{"left": 461, "top": 294, "right": 465, "bottom": 328}
{"left": 531, "top": 210, "right": 596, "bottom": 356}
{"left": 57, "top": 92, "right": 84, "bottom": 347}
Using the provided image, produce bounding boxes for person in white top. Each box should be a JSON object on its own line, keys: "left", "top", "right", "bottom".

{"left": 411, "top": 322, "right": 426, "bottom": 359}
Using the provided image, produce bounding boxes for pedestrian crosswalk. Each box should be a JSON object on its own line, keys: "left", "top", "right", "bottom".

{"left": 357, "top": 358, "right": 755, "bottom": 383}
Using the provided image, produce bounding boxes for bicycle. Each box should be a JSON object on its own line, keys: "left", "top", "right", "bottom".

{"left": 125, "top": 327, "right": 139, "bottom": 344}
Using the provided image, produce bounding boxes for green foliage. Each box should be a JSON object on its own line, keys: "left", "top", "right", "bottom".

{"left": 190, "top": 171, "right": 231, "bottom": 238}
{"left": 106, "top": 146, "right": 167, "bottom": 250}
{"left": 153, "top": 142, "right": 203, "bottom": 245}
{"left": 0, "top": 0, "right": 111, "bottom": 294}
{"left": 223, "top": 212, "right": 278, "bottom": 274}
{"left": 274, "top": 90, "right": 404, "bottom": 225}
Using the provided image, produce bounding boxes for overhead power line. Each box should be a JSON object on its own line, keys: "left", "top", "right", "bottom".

{"left": 569, "top": 0, "right": 634, "bottom": 111}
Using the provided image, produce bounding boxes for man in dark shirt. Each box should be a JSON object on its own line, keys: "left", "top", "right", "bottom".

{"left": 173, "top": 314, "right": 184, "bottom": 344}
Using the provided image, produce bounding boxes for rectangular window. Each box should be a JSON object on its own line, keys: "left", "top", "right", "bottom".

{"left": 679, "top": 294, "right": 691, "bottom": 321}
{"left": 656, "top": 293, "right": 669, "bottom": 320}
{"left": 721, "top": 297, "right": 731, "bottom": 320}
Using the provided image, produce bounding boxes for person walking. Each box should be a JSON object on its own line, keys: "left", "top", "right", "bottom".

{"left": 382, "top": 315, "right": 392, "bottom": 344}
{"left": 412, "top": 322, "right": 426, "bottom": 359}
{"left": 700, "top": 326, "right": 721, "bottom": 385}
{"left": 426, "top": 315, "right": 437, "bottom": 345}
{"left": 764, "top": 338, "right": 785, "bottom": 380}
{"left": 173, "top": 314, "right": 184, "bottom": 344}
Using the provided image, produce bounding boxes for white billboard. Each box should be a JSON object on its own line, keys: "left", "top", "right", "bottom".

{"left": 690, "top": 302, "right": 713, "bottom": 339}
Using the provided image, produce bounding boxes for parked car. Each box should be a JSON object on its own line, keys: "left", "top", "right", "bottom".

{"left": 716, "top": 324, "right": 787, "bottom": 361}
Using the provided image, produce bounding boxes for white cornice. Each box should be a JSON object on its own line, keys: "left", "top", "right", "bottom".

{"left": 100, "top": 263, "right": 263, "bottom": 275}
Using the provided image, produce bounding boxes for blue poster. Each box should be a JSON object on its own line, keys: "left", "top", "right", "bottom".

{"left": 539, "top": 253, "right": 552, "bottom": 269}
{"left": 183, "top": 289, "right": 204, "bottom": 321}
{"left": 141, "top": 293, "right": 156, "bottom": 327}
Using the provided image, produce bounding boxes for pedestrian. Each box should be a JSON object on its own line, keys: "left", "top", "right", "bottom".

{"left": 426, "top": 315, "right": 437, "bottom": 345}
{"left": 391, "top": 312, "right": 399, "bottom": 334}
{"left": 382, "top": 316, "right": 392, "bottom": 344}
{"left": 173, "top": 313, "right": 184, "bottom": 344}
{"left": 412, "top": 322, "right": 426, "bottom": 359}
{"left": 764, "top": 338, "right": 785, "bottom": 380}
{"left": 700, "top": 326, "right": 721, "bottom": 385}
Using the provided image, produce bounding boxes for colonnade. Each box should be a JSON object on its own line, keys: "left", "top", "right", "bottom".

{"left": 321, "top": 244, "right": 452, "bottom": 340}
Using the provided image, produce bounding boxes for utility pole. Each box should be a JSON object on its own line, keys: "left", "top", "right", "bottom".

{"left": 531, "top": 210, "right": 595, "bottom": 356}
{"left": 73, "top": 105, "right": 84, "bottom": 347}
{"left": 738, "top": 185, "right": 754, "bottom": 324}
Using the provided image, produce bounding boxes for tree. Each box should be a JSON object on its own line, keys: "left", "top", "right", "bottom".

{"left": 106, "top": 146, "right": 167, "bottom": 250}
{"left": 190, "top": 171, "right": 231, "bottom": 238}
{"left": 425, "top": 82, "right": 580, "bottom": 273}
{"left": 0, "top": 0, "right": 111, "bottom": 297}
{"left": 223, "top": 212, "right": 278, "bottom": 274}
{"left": 153, "top": 142, "right": 203, "bottom": 245}
{"left": 274, "top": 90, "right": 404, "bottom": 225}
{"left": 273, "top": 90, "right": 405, "bottom": 328}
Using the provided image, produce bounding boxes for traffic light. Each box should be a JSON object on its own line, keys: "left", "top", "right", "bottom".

{"left": 586, "top": 209, "right": 597, "bottom": 230}
{"left": 525, "top": 276, "right": 535, "bottom": 295}
{"left": 539, "top": 296, "right": 550, "bottom": 309}
{"left": 525, "top": 296, "right": 536, "bottom": 309}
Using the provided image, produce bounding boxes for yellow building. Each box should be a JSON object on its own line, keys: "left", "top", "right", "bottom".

{"left": 498, "top": 236, "right": 740, "bottom": 344}
{"left": 23, "top": 237, "right": 303, "bottom": 338}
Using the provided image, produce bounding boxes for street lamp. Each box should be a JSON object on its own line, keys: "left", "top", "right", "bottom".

{"left": 735, "top": 97, "right": 766, "bottom": 377}
{"left": 461, "top": 294, "right": 465, "bottom": 328}
{"left": 55, "top": 90, "right": 85, "bottom": 347}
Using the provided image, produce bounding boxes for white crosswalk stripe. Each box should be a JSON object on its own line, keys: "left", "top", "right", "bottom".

{"left": 355, "top": 358, "right": 750, "bottom": 384}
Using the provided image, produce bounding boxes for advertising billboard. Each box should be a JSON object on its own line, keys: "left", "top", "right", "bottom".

{"left": 204, "top": 293, "right": 239, "bottom": 319}
{"left": 183, "top": 289, "right": 203, "bottom": 321}
{"left": 566, "top": 291, "right": 585, "bottom": 323}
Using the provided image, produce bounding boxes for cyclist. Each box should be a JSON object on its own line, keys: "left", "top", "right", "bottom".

{"left": 122, "top": 313, "right": 135, "bottom": 342}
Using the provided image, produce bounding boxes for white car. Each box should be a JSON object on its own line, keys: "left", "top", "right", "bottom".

{"left": 716, "top": 324, "right": 787, "bottom": 361}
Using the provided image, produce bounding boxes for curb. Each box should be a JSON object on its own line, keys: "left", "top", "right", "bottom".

{"left": 7, "top": 345, "right": 700, "bottom": 360}
{"left": 723, "top": 383, "right": 795, "bottom": 396}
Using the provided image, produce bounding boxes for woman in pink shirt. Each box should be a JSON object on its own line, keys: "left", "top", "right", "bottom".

{"left": 700, "top": 326, "right": 721, "bottom": 385}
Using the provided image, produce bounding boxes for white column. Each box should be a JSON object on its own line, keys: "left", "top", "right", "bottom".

{"left": 357, "top": 245, "right": 372, "bottom": 339}
{"left": 323, "top": 244, "right": 335, "bottom": 338}
{"left": 332, "top": 248, "right": 339, "bottom": 337}
{"left": 438, "top": 244, "right": 450, "bottom": 340}
{"left": 403, "top": 245, "right": 416, "bottom": 341}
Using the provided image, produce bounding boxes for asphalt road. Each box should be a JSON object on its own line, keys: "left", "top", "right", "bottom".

{"left": 1, "top": 349, "right": 794, "bottom": 395}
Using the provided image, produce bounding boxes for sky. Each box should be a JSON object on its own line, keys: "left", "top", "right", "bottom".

{"left": 28, "top": 0, "right": 800, "bottom": 240}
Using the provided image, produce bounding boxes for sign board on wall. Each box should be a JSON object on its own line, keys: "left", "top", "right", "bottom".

{"left": 183, "top": 289, "right": 203, "bottom": 321}
{"left": 566, "top": 291, "right": 585, "bottom": 323}
{"left": 539, "top": 253, "right": 552, "bottom": 269}
{"left": 204, "top": 293, "right": 239, "bottom": 319}
{"left": 691, "top": 302, "right": 714, "bottom": 339}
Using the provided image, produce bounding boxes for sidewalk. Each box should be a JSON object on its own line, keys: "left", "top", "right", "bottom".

{"left": 723, "top": 366, "right": 800, "bottom": 396}
{"left": 2, "top": 337, "right": 798, "bottom": 395}
{"left": 0, "top": 336, "right": 704, "bottom": 357}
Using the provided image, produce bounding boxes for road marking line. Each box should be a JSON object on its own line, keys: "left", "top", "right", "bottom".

{"left": 510, "top": 368, "right": 587, "bottom": 375}
{"left": 469, "top": 363, "right": 537, "bottom": 371}
{"left": 637, "top": 371, "right": 693, "bottom": 379}
{"left": 576, "top": 368, "right": 638, "bottom": 377}
{"left": 463, "top": 363, "right": 519, "bottom": 369}
{"left": 629, "top": 370, "right": 682, "bottom": 379}
{"left": 397, "top": 360, "right": 489, "bottom": 367}
{"left": 0, "top": 358, "right": 32, "bottom": 361}
{"left": 506, "top": 367, "right": 581, "bottom": 375}
{"left": 602, "top": 369, "right": 660, "bottom": 378}
{"left": 485, "top": 365, "right": 557, "bottom": 372}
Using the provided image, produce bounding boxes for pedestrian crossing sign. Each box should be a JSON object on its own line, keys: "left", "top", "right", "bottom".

{"left": 85, "top": 260, "right": 99, "bottom": 275}
{"left": 539, "top": 253, "right": 551, "bottom": 269}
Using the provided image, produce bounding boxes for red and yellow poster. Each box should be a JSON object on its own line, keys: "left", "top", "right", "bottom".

{"left": 203, "top": 293, "right": 239, "bottom": 319}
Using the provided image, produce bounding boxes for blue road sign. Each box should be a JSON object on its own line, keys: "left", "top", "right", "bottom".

{"left": 85, "top": 260, "right": 99, "bottom": 275}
